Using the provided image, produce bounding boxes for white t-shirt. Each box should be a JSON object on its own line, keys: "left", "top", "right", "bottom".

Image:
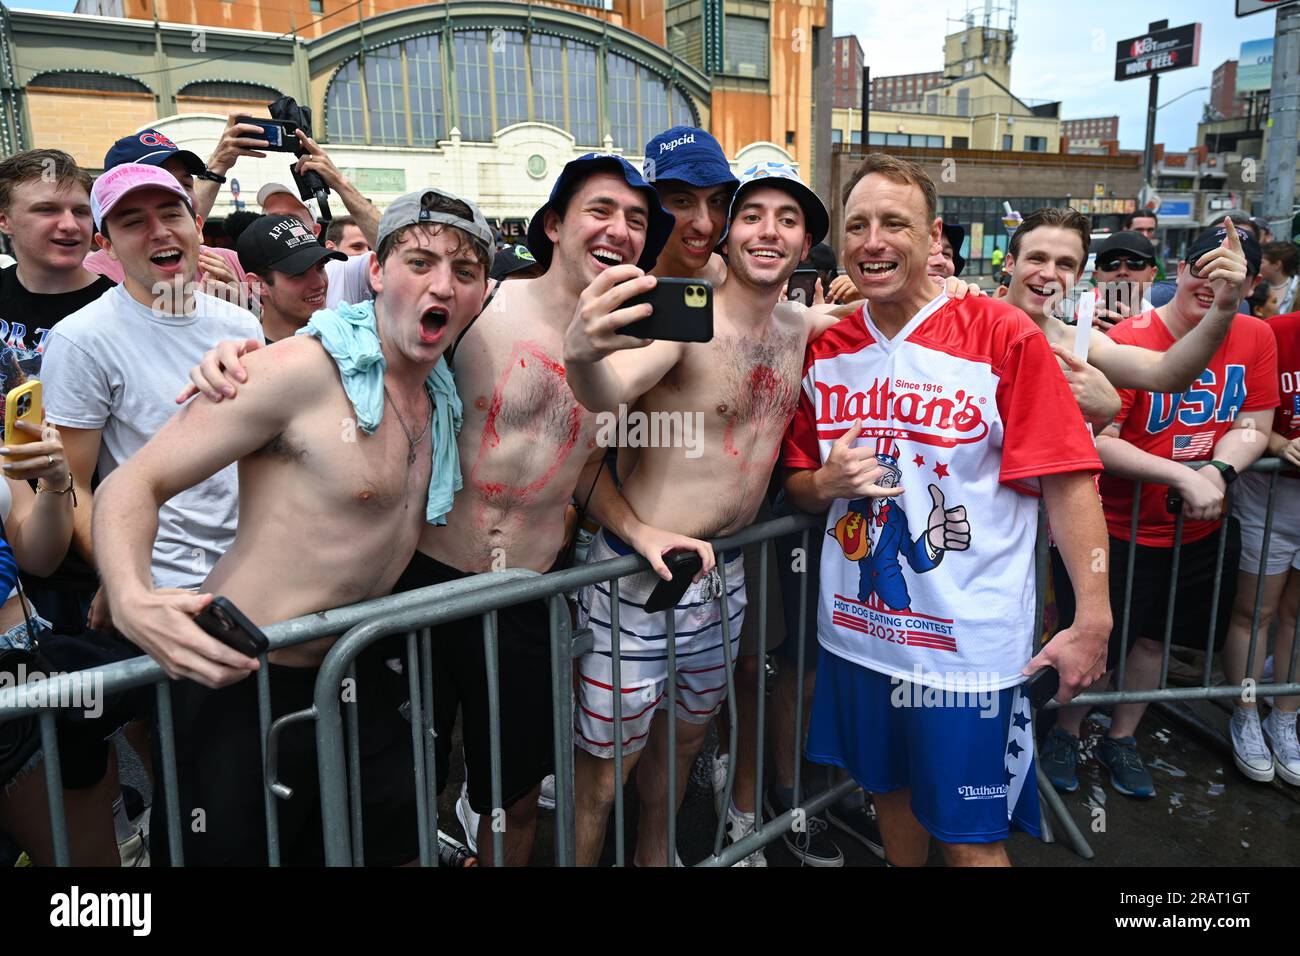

{"left": 781, "top": 294, "right": 1101, "bottom": 691}
{"left": 324, "top": 253, "right": 374, "bottom": 309}
{"left": 41, "top": 285, "right": 263, "bottom": 589}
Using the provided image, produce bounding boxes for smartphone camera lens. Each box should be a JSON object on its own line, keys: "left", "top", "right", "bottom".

{"left": 213, "top": 606, "right": 233, "bottom": 630}
{"left": 17, "top": 395, "right": 29, "bottom": 416}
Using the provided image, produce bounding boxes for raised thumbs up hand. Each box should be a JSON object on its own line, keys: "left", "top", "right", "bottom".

{"left": 1195, "top": 216, "right": 1249, "bottom": 314}
{"left": 925, "top": 483, "right": 970, "bottom": 552}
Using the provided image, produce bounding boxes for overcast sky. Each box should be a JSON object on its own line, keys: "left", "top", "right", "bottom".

{"left": 837, "top": 0, "right": 1278, "bottom": 151}
{"left": 12, "top": 0, "right": 1281, "bottom": 151}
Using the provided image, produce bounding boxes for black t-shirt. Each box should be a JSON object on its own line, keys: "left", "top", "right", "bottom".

{"left": 0, "top": 265, "right": 116, "bottom": 590}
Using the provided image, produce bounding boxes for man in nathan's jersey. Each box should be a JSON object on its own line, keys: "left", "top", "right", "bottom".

{"left": 780, "top": 153, "right": 1113, "bottom": 867}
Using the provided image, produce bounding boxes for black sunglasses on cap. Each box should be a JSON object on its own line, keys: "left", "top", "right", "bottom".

{"left": 1096, "top": 256, "right": 1154, "bottom": 272}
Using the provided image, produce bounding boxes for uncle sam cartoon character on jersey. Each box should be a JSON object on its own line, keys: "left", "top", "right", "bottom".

{"left": 829, "top": 438, "right": 972, "bottom": 610}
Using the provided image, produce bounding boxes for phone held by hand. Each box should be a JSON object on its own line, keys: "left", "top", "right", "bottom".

{"left": 785, "top": 269, "right": 819, "bottom": 305}
{"left": 1024, "top": 666, "right": 1060, "bottom": 709}
{"left": 3, "top": 380, "right": 42, "bottom": 452}
{"left": 643, "top": 551, "right": 705, "bottom": 614}
{"left": 235, "top": 116, "right": 300, "bottom": 153}
{"left": 617, "top": 278, "right": 713, "bottom": 343}
{"left": 195, "top": 596, "right": 270, "bottom": 657}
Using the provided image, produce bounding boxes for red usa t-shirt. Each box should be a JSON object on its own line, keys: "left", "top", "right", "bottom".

{"left": 781, "top": 293, "right": 1099, "bottom": 688}
{"left": 1100, "top": 310, "right": 1280, "bottom": 547}
{"left": 1269, "top": 311, "right": 1300, "bottom": 444}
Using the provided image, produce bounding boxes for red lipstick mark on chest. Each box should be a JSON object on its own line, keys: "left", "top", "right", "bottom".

{"left": 473, "top": 342, "right": 583, "bottom": 505}
{"left": 723, "top": 364, "right": 785, "bottom": 461}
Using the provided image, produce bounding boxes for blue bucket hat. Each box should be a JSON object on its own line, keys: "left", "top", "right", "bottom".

{"left": 526, "top": 153, "right": 676, "bottom": 273}
{"left": 642, "top": 126, "right": 739, "bottom": 193}
{"left": 720, "top": 160, "right": 829, "bottom": 247}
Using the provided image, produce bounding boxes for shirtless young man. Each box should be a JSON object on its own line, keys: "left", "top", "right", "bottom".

{"left": 562, "top": 162, "right": 836, "bottom": 867}
{"left": 92, "top": 187, "right": 492, "bottom": 865}
{"left": 1002, "top": 207, "right": 1247, "bottom": 429}
{"left": 188, "top": 155, "right": 713, "bottom": 866}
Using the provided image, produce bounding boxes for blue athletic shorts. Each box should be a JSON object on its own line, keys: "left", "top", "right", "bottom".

{"left": 805, "top": 646, "right": 1041, "bottom": 844}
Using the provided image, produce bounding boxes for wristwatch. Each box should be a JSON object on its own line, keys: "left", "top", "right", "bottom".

{"left": 1207, "top": 460, "right": 1238, "bottom": 486}
{"left": 197, "top": 169, "right": 227, "bottom": 184}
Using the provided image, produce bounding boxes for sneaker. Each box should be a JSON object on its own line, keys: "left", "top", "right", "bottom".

{"left": 436, "top": 830, "right": 476, "bottom": 867}
{"left": 1097, "top": 736, "right": 1156, "bottom": 798}
{"left": 725, "top": 805, "right": 768, "bottom": 867}
{"left": 537, "top": 774, "right": 556, "bottom": 810}
{"left": 455, "top": 782, "right": 480, "bottom": 854}
{"left": 1040, "top": 727, "right": 1081, "bottom": 793}
{"left": 1262, "top": 710, "right": 1300, "bottom": 786}
{"left": 117, "top": 826, "right": 149, "bottom": 867}
{"left": 764, "top": 788, "right": 843, "bottom": 867}
{"left": 1230, "top": 707, "right": 1275, "bottom": 782}
{"left": 711, "top": 752, "right": 730, "bottom": 821}
{"left": 826, "top": 794, "right": 886, "bottom": 860}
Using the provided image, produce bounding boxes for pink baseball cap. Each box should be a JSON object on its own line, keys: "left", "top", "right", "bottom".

{"left": 91, "top": 162, "right": 193, "bottom": 230}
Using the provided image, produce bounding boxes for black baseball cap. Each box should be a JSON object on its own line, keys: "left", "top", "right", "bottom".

{"left": 1184, "top": 223, "right": 1262, "bottom": 277}
{"left": 104, "top": 128, "right": 207, "bottom": 176}
{"left": 1094, "top": 231, "right": 1156, "bottom": 267}
{"left": 941, "top": 222, "right": 966, "bottom": 276}
{"left": 490, "top": 244, "right": 541, "bottom": 282}
{"left": 237, "top": 215, "right": 345, "bottom": 277}
{"left": 526, "top": 153, "right": 675, "bottom": 272}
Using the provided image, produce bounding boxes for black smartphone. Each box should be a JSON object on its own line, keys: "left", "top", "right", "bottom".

{"left": 195, "top": 596, "right": 270, "bottom": 657}
{"left": 643, "top": 551, "right": 705, "bottom": 614}
{"left": 235, "top": 116, "right": 300, "bottom": 153}
{"left": 785, "top": 269, "right": 819, "bottom": 305}
{"left": 617, "top": 278, "right": 713, "bottom": 343}
{"left": 1024, "top": 666, "right": 1060, "bottom": 709}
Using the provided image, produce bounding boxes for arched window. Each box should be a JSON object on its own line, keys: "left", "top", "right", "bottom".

{"left": 671, "top": 86, "right": 697, "bottom": 127}
{"left": 177, "top": 80, "right": 282, "bottom": 102}
{"left": 454, "top": 29, "right": 492, "bottom": 141}
{"left": 493, "top": 30, "right": 528, "bottom": 129}
{"left": 29, "top": 71, "right": 150, "bottom": 94}
{"left": 364, "top": 44, "right": 406, "bottom": 145}
{"left": 568, "top": 41, "right": 600, "bottom": 146}
{"left": 608, "top": 52, "right": 673, "bottom": 152}
{"left": 405, "top": 34, "right": 444, "bottom": 146}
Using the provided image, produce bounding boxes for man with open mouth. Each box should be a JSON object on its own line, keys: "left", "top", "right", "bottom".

{"left": 90, "top": 187, "right": 490, "bottom": 865}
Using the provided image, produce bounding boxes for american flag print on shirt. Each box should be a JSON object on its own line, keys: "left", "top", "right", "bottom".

{"left": 1172, "top": 431, "right": 1215, "bottom": 460}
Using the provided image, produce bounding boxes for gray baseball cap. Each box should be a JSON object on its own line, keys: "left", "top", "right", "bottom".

{"left": 377, "top": 187, "right": 494, "bottom": 272}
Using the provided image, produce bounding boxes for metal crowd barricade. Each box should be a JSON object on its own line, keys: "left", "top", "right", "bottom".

{"left": 4, "top": 458, "right": 1296, "bottom": 866}
{"left": 1034, "top": 457, "right": 1300, "bottom": 860}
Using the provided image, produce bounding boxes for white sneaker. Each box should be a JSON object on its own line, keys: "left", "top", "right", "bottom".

{"left": 1230, "top": 707, "right": 1275, "bottom": 782}
{"left": 711, "top": 752, "right": 730, "bottom": 821}
{"left": 537, "top": 774, "right": 556, "bottom": 810}
{"left": 1262, "top": 710, "right": 1300, "bottom": 786}
{"left": 725, "top": 805, "right": 768, "bottom": 867}
{"left": 117, "top": 827, "right": 149, "bottom": 867}
{"left": 455, "top": 782, "right": 480, "bottom": 854}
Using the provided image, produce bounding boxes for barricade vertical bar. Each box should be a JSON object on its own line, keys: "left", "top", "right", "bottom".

{"left": 1289, "top": 607, "right": 1300, "bottom": 685}
{"left": 1245, "top": 471, "right": 1279, "bottom": 684}
{"left": 405, "top": 630, "right": 432, "bottom": 867}
{"left": 346, "top": 660, "right": 364, "bottom": 866}
{"left": 665, "top": 606, "right": 677, "bottom": 867}
{"left": 256, "top": 659, "right": 280, "bottom": 867}
{"left": 1158, "top": 510, "right": 1185, "bottom": 688}
{"left": 793, "top": 526, "right": 809, "bottom": 810}
{"left": 712, "top": 558, "right": 738, "bottom": 860}
{"left": 547, "top": 595, "right": 575, "bottom": 867}
{"left": 753, "top": 543, "right": 770, "bottom": 840}
{"left": 38, "top": 710, "right": 69, "bottom": 867}
{"left": 483, "top": 610, "right": 504, "bottom": 867}
{"left": 1033, "top": 501, "right": 1048, "bottom": 644}
{"left": 610, "top": 577, "right": 626, "bottom": 867}
{"left": 1203, "top": 497, "right": 1233, "bottom": 685}
{"left": 1116, "top": 483, "right": 1142, "bottom": 691}
{"left": 420, "top": 628, "right": 439, "bottom": 864}
{"left": 154, "top": 680, "right": 184, "bottom": 866}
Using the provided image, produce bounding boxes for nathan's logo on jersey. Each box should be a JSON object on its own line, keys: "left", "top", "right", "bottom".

{"left": 814, "top": 377, "right": 989, "bottom": 447}
{"left": 1144, "top": 365, "right": 1247, "bottom": 435}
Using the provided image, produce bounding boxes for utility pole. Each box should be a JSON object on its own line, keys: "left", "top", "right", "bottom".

{"left": 1141, "top": 19, "right": 1166, "bottom": 201}
{"left": 1263, "top": 2, "right": 1300, "bottom": 239}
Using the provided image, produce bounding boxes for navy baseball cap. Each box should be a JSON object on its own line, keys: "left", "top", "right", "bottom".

{"left": 1185, "top": 222, "right": 1262, "bottom": 277}
{"left": 642, "top": 126, "right": 739, "bottom": 192}
{"left": 941, "top": 222, "right": 966, "bottom": 276}
{"left": 526, "top": 153, "right": 675, "bottom": 272}
{"left": 104, "top": 128, "right": 207, "bottom": 176}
